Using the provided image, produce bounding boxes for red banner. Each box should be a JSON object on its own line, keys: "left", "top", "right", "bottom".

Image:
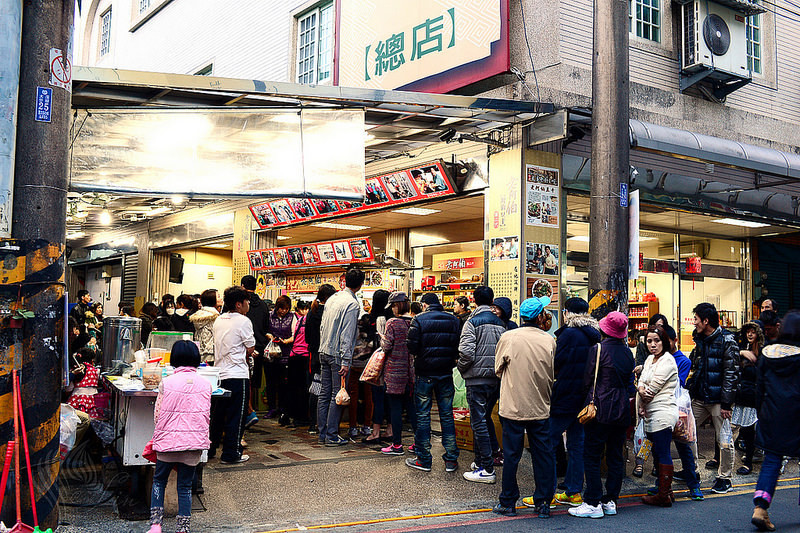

{"left": 249, "top": 161, "right": 455, "bottom": 229}
{"left": 435, "top": 256, "right": 482, "bottom": 271}
{"left": 248, "top": 237, "right": 374, "bottom": 271}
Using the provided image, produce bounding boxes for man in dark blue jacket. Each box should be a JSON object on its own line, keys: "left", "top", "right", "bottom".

{"left": 406, "top": 293, "right": 462, "bottom": 473}
{"left": 547, "top": 297, "right": 600, "bottom": 508}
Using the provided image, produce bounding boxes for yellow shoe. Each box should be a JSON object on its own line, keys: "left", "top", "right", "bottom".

{"left": 522, "top": 496, "right": 538, "bottom": 508}
{"left": 554, "top": 492, "right": 583, "bottom": 506}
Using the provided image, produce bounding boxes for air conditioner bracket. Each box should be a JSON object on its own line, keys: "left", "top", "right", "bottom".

{"left": 680, "top": 66, "right": 752, "bottom": 100}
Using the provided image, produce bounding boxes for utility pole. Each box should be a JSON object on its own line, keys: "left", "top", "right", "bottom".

{"left": 589, "top": 0, "right": 630, "bottom": 317}
{"left": 2, "top": 1, "right": 74, "bottom": 528}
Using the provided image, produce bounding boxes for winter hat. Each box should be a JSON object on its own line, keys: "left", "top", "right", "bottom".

{"left": 519, "top": 296, "right": 551, "bottom": 321}
{"left": 385, "top": 291, "right": 410, "bottom": 309}
{"left": 564, "top": 297, "right": 590, "bottom": 315}
{"left": 493, "top": 298, "right": 514, "bottom": 321}
{"left": 599, "top": 311, "right": 629, "bottom": 339}
{"left": 420, "top": 293, "right": 440, "bottom": 306}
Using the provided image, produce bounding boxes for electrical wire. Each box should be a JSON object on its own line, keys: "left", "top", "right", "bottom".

{"left": 760, "top": 0, "right": 800, "bottom": 23}
{"left": 517, "top": 0, "right": 541, "bottom": 105}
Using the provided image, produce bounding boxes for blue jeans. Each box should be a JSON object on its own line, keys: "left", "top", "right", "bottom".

{"left": 499, "top": 418, "right": 555, "bottom": 508}
{"left": 647, "top": 428, "right": 674, "bottom": 466}
{"left": 549, "top": 414, "right": 584, "bottom": 496}
{"left": 583, "top": 421, "right": 626, "bottom": 506}
{"left": 371, "top": 384, "right": 387, "bottom": 424}
{"left": 317, "top": 353, "right": 347, "bottom": 442}
{"left": 674, "top": 440, "right": 699, "bottom": 489}
{"left": 754, "top": 452, "right": 787, "bottom": 509}
{"left": 466, "top": 382, "right": 500, "bottom": 471}
{"left": 415, "top": 375, "right": 459, "bottom": 467}
{"left": 151, "top": 460, "right": 194, "bottom": 518}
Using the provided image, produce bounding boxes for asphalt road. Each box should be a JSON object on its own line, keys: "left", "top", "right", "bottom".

{"left": 358, "top": 482, "right": 800, "bottom": 533}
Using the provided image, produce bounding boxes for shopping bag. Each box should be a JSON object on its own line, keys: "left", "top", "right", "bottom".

{"left": 142, "top": 439, "right": 157, "bottom": 463}
{"left": 335, "top": 376, "right": 350, "bottom": 406}
{"left": 672, "top": 385, "right": 697, "bottom": 443}
{"left": 359, "top": 348, "right": 386, "bottom": 386}
{"left": 308, "top": 372, "right": 322, "bottom": 396}
{"left": 266, "top": 340, "right": 282, "bottom": 362}
{"left": 720, "top": 418, "right": 734, "bottom": 447}
{"left": 633, "top": 419, "right": 647, "bottom": 456}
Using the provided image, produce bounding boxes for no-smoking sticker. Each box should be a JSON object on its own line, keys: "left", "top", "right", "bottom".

{"left": 49, "top": 48, "right": 72, "bottom": 92}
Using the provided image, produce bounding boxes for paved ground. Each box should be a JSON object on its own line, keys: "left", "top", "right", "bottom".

{"left": 56, "top": 415, "right": 800, "bottom": 533}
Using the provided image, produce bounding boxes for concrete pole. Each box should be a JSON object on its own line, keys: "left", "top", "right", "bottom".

{"left": 6, "top": 0, "right": 74, "bottom": 528}
{"left": 589, "top": 0, "right": 630, "bottom": 317}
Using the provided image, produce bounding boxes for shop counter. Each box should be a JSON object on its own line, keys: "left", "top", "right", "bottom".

{"left": 104, "top": 375, "right": 228, "bottom": 466}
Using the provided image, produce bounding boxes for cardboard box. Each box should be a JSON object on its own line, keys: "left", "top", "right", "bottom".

{"left": 454, "top": 405, "right": 506, "bottom": 451}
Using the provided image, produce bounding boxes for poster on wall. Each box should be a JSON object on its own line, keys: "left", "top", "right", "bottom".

{"left": 525, "top": 164, "right": 559, "bottom": 227}
{"left": 525, "top": 242, "right": 559, "bottom": 275}
{"left": 248, "top": 237, "right": 374, "bottom": 271}
{"left": 489, "top": 235, "right": 520, "bottom": 261}
{"left": 250, "top": 161, "right": 456, "bottom": 229}
{"left": 527, "top": 277, "right": 559, "bottom": 306}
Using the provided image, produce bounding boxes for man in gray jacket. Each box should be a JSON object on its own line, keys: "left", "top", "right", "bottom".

{"left": 317, "top": 269, "right": 365, "bottom": 446}
{"left": 458, "top": 286, "right": 508, "bottom": 483}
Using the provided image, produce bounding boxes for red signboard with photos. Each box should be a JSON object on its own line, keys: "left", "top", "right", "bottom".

{"left": 249, "top": 161, "right": 456, "bottom": 229}
{"left": 248, "top": 237, "right": 375, "bottom": 271}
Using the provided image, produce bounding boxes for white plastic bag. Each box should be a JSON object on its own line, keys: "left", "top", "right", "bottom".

{"left": 633, "top": 419, "right": 647, "bottom": 456}
{"left": 673, "top": 385, "right": 697, "bottom": 443}
{"left": 720, "top": 418, "right": 734, "bottom": 447}
{"left": 60, "top": 404, "right": 81, "bottom": 460}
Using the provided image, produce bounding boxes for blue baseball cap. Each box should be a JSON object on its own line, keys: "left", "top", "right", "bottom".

{"left": 520, "top": 296, "right": 551, "bottom": 321}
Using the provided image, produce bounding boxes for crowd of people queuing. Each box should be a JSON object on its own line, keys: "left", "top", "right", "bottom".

{"left": 68, "top": 278, "right": 800, "bottom": 532}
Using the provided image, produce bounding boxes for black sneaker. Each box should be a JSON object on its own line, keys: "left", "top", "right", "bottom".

{"left": 325, "top": 435, "right": 349, "bottom": 446}
{"left": 711, "top": 478, "right": 732, "bottom": 494}
{"left": 536, "top": 502, "right": 551, "bottom": 519}
{"left": 705, "top": 459, "right": 720, "bottom": 470}
{"left": 445, "top": 460, "right": 459, "bottom": 473}
{"left": 492, "top": 503, "right": 517, "bottom": 517}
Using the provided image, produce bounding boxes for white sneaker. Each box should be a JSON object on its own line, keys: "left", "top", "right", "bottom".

{"left": 463, "top": 468, "right": 496, "bottom": 484}
{"left": 601, "top": 501, "right": 617, "bottom": 516}
{"left": 568, "top": 502, "right": 603, "bottom": 519}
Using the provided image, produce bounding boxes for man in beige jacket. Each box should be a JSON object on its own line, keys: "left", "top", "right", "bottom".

{"left": 492, "top": 296, "right": 556, "bottom": 519}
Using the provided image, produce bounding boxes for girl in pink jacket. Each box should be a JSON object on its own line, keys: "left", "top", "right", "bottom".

{"left": 148, "top": 341, "right": 212, "bottom": 533}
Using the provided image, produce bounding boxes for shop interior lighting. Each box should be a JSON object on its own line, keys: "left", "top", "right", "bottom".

{"left": 171, "top": 195, "right": 186, "bottom": 205}
{"left": 276, "top": 235, "right": 292, "bottom": 240}
{"left": 99, "top": 210, "right": 112, "bottom": 226}
{"left": 311, "top": 222, "right": 370, "bottom": 231}
{"left": 393, "top": 207, "right": 441, "bottom": 216}
{"left": 713, "top": 218, "right": 770, "bottom": 228}
{"left": 568, "top": 235, "right": 590, "bottom": 242}
{"left": 204, "top": 243, "right": 230, "bottom": 249}
{"left": 66, "top": 232, "right": 86, "bottom": 240}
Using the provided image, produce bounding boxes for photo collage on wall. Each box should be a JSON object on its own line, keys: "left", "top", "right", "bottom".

{"left": 248, "top": 161, "right": 457, "bottom": 229}
{"left": 525, "top": 164, "right": 559, "bottom": 228}
{"left": 247, "top": 237, "right": 374, "bottom": 271}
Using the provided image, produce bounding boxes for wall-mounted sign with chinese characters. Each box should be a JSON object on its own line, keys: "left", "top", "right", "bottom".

{"left": 336, "top": 0, "right": 509, "bottom": 93}
{"left": 249, "top": 160, "right": 455, "bottom": 230}
{"left": 433, "top": 256, "right": 483, "bottom": 271}
{"left": 247, "top": 237, "right": 374, "bottom": 271}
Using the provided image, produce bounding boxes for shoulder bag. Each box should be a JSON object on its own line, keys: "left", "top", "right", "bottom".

{"left": 578, "top": 345, "right": 601, "bottom": 425}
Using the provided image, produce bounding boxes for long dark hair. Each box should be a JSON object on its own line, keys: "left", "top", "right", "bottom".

{"left": 370, "top": 289, "right": 391, "bottom": 320}
{"left": 310, "top": 284, "right": 336, "bottom": 314}
{"left": 646, "top": 325, "right": 671, "bottom": 356}
{"left": 777, "top": 310, "right": 800, "bottom": 347}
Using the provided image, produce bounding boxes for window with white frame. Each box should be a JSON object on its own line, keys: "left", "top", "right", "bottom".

{"left": 746, "top": 10, "right": 762, "bottom": 74}
{"left": 629, "top": 0, "right": 661, "bottom": 42}
{"left": 138, "top": 0, "right": 151, "bottom": 14}
{"left": 100, "top": 8, "right": 112, "bottom": 56}
{"left": 296, "top": 2, "right": 334, "bottom": 84}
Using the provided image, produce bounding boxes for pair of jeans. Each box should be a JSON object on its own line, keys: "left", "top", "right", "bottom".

{"left": 151, "top": 460, "right": 195, "bottom": 518}
{"left": 647, "top": 427, "right": 674, "bottom": 466}
{"left": 348, "top": 367, "right": 373, "bottom": 428}
{"left": 414, "top": 375, "right": 459, "bottom": 467}
{"left": 499, "top": 418, "right": 555, "bottom": 508}
{"left": 286, "top": 356, "right": 310, "bottom": 422}
{"left": 583, "top": 421, "right": 626, "bottom": 506}
{"left": 371, "top": 384, "right": 387, "bottom": 425}
{"left": 754, "top": 452, "right": 787, "bottom": 509}
{"left": 466, "top": 382, "right": 500, "bottom": 471}
{"left": 387, "top": 392, "right": 407, "bottom": 446}
{"left": 317, "top": 353, "right": 347, "bottom": 442}
{"left": 549, "top": 414, "right": 585, "bottom": 496}
{"left": 210, "top": 377, "right": 248, "bottom": 462}
{"left": 674, "top": 440, "right": 700, "bottom": 489}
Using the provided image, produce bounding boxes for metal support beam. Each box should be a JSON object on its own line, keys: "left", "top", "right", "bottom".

{"left": 589, "top": 0, "right": 630, "bottom": 317}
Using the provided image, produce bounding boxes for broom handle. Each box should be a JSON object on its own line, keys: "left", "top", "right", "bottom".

{"left": 0, "top": 441, "right": 15, "bottom": 515}
{"left": 16, "top": 373, "right": 38, "bottom": 526}
{"left": 12, "top": 369, "right": 20, "bottom": 524}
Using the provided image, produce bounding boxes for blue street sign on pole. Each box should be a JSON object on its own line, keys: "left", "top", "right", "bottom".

{"left": 35, "top": 86, "right": 52, "bottom": 123}
{"left": 620, "top": 183, "right": 628, "bottom": 207}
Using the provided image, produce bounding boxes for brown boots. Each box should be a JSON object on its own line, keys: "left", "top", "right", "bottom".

{"left": 642, "top": 463, "right": 674, "bottom": 507}
{"left": 752, "top": 507, "right": 776, "bottom": 531}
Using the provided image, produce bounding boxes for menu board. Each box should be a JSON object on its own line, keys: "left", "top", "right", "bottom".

{"left": 248, "top": 237, "right": 374, "bottom": 271}
{"left": 250, "top": 161, "right": 456, "bottom": 229}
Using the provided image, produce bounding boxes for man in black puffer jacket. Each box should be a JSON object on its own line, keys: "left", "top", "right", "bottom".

{"left": 686, "top": 302, "right": 740, "bottom": 495}
{"left": 406, "top": 293, "right": 462, "bottom": 472}
{"left": 549, "top": 297, "right": 600, "bottom": 504}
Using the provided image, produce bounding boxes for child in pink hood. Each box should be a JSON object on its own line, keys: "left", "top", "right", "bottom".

{"left": 148, "top": 341, "right": 211, "bottom": 533}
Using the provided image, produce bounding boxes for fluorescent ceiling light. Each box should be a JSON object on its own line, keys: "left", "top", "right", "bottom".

{"left": 394, "top": 207, "right": 441, "bottom": 216}
{"left": 276, "top": 235, "right": 292, "bottom": 240}
{"left": 568, "top": 235, "right": 590, "bottom": 242}
{"left": 713, "top": 218, "right": 770, "bottom": 228}
{"left": 171, "top": 195, "right": 186, "bottom": 205}
{"left": 99, "top": 210, "right": 112, "bottom": 225}
{"left": 312, "top": 222, "right": 370, "bottom": 231}
{"left": 205, "top": 243, "right": 230, "bottom": 249}
{"left": 66, "top": 232, "right": 85, "bottom": 240}
{"left": 639, "top": 236, "right": 658, "bottom": 241}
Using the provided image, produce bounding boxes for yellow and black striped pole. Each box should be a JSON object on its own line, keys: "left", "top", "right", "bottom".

{"left": 2, "top": 1, "right": 75, "bottom": 528}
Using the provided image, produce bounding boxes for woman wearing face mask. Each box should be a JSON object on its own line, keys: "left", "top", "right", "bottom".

{"left": 637, "top": 326, "right": 679, "bottom": 507}
{"left": 154, "top": 301, "right": 177, "bottom": 331}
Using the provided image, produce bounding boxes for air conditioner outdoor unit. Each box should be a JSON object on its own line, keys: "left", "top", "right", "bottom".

{"left": 681, "top": 0, "right": 750, "bottom": 77}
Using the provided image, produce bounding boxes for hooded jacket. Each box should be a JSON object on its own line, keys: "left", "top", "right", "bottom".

{"left": 457, "top": 305, "right": 506, "bottom": 385}
{"left": 171, "top": 309, "right": 195, "bottom": 334}
{"left": 736, "top": 321, "right": 765, "bottom": 408}
{"left": 551, "top": 312, "right": 601, "bottom": 416}
{"left": 190, "top": 306, "right": 220, "bottom": 362}
{"left": 686, "top": 326, "right": 740, "bottom": 410}
{"left": 245, "top": 292, "right": 270, "bottom": 353}
{"left": 407, "top": 303, "right": 462, "bottom": 377}
{"left": 493, "top": 297, "right": 518, "bottom": 330}
{"left": 583, "top": 337, "right": 635, "bottom": 426}
{"left": 755, "top": 343, "right": 800, "bottom": 457}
